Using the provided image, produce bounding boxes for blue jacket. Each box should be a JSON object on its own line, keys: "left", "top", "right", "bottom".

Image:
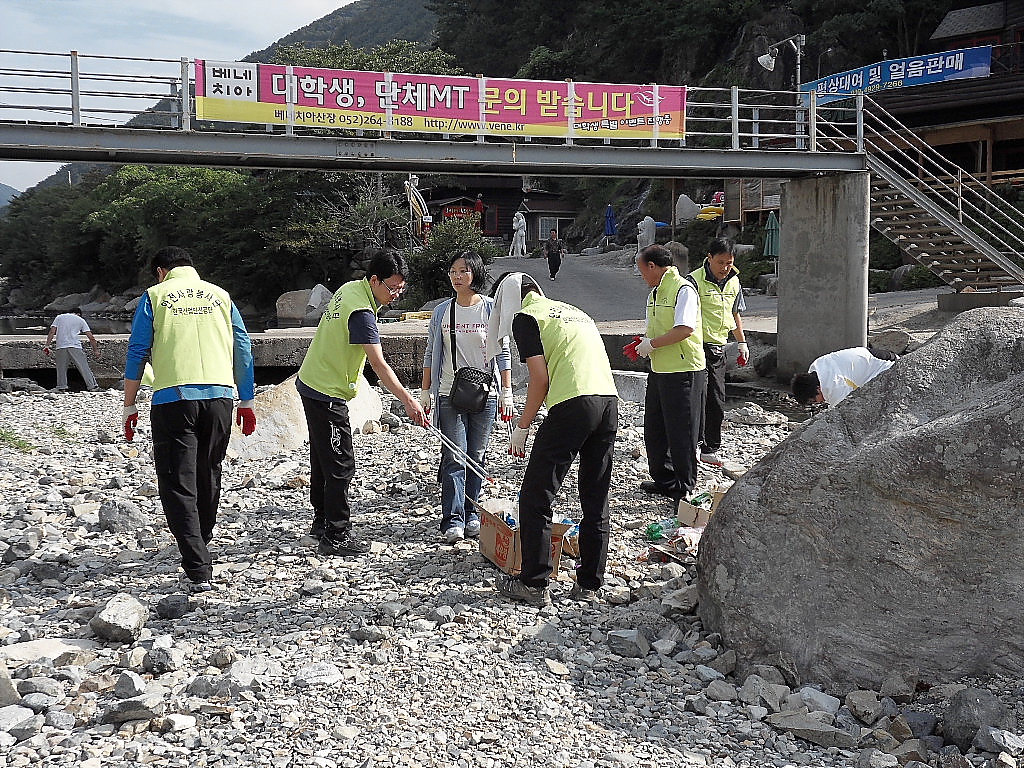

{"left": 422, "top": 296, "right": 511, "bottom": 402}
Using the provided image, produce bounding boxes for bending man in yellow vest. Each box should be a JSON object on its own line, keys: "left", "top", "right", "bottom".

{"left": 485, "top": 272, "right": 618, "bottom": 607}
{"left": 296, "top": 253, "right": 427, "bottom": 557}
{"left": 634, "top": 244, "right": 707, "bottom": 503}
{"left": 123, "top": 247, "right": 256, "bottom": 594}
{"left": 691, "top": 237, "right": 748, "bottom": 467}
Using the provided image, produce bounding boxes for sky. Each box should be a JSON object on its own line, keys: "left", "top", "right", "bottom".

{"left": 0, "top": 0, "right": 355, "bottom": 192}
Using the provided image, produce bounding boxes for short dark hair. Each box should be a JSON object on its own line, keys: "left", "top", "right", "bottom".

{"left": 151, "top": 246, "right": 193, "bottom": 273}
{"left": 71, "top": 307, "right": 83, "bottom": 316}
{"left": 638, "top": 244, "right": 673, "bottom": 268}
{"left": 791, "top": 371, "right": 821, "bottom": 405}
{"left": 708, "top": 237, "right": 734, "bottom": 257}
{"left": 366, "top": 252, "right": 409, "bottom": 282}
{"left": 491, "top": 271, "right": 541, "bottom": 300}
{"left": 451, "top": 250, "right": 487, "bottom": 292}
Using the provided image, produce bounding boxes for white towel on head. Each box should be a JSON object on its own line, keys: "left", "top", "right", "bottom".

{"left": 485, "top": 272, "right": 544, "bottom": 364}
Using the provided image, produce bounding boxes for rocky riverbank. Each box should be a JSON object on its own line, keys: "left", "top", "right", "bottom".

{"left": 1, "top": 384, "right": 1021, "bottom": 768}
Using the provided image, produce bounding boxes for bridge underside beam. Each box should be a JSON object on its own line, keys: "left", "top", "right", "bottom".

{"left": 0, "top": 124, "right": 866, "bottom": 178}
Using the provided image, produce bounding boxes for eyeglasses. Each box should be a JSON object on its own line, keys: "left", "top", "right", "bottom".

{"left": 448, "top": 269, "right": 472, "bottom": 277}
{"left": 380, "top": 278, "right": 405, "bottom": 296}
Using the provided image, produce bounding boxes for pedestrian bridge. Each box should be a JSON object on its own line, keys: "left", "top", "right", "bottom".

{"left": 0, "top": 49, "right": 866, "bottom": 178}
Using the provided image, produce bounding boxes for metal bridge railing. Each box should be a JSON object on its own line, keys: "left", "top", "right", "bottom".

{"left": 0, "top": 48, "right": 863, "bottom": 153}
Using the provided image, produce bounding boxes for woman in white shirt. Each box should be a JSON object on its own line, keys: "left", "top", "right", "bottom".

{"left": 419, "top": 251, "right": 514, "bottom": 543}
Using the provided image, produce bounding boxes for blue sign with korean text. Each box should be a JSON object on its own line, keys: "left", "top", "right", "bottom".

{"left": 800, "top": 46, "right": 992, "bottom": 105}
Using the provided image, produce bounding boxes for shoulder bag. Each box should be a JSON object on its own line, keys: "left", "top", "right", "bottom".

{"left": 447, "top": 300, "right": 491, "bottom": 413}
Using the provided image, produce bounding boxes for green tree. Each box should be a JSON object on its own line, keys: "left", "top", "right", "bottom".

{"left": 401, "top": 216, "right": 503, "bottom": 310}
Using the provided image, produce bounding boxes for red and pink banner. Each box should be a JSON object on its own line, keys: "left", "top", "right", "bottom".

{"left": 195, "top": 60, "right": 686, "bottom": 140}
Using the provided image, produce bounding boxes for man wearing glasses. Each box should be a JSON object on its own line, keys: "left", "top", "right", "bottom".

{"left": 296, "top": 253, "right": 427, "bottom": 557}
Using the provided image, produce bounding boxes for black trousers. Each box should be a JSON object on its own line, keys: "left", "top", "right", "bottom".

{"left": 151, "top": 398, "right": 233, "bottom": 582}
{"left": 701, "top": 344, "right": 727, "bottom": 453}
{"left": 644, "top": 369, "right": 707, "bottom": 498}
{"left": 300, "top": 394, "right": 355, "bottom": 539}
{"left": 547, "top": 253, "right": 562, "bottom": 278}
{"left": 519, "top": 395, "right": 618, "bottom": 589}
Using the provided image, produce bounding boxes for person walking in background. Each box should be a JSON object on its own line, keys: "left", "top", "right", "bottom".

{"left": 419, "top": 251, "right": 514, "bottom": 544}
{"left": 123, "top": 246, "right": 256, "bottom": 594}
{"left": 543, "top": 228, "right": 566, "bottom": 281}
{"left": 691, "top": 237, "right": 748, "bottom": 467}
{"left": 486, "top": 272, "right": 618, "bottom": 606}
{"left": 45, "top": 307, "right": 100, "bottom": 392}
{"left": 297, "top": 253, "right": 427, "bottom": 558}
{"left": 631, "top": 244, "right": 707, "bottom": 503}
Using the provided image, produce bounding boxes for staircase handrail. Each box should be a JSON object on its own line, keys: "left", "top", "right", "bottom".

{"left": 815, "top": 101, "right": 1024, "bottom": 281}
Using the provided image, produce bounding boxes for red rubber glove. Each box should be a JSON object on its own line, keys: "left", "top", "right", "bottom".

{"left": 236, "top": 406, "right": 256, "bottom": 436}
{"left": 737, "top": 342, "right": 749, "bottom": 367}
{"left": 123, "top": 406, "right": 138, "bottom": 442}
{"left": 623, "top": 335, "right": 643, "bottom": 361}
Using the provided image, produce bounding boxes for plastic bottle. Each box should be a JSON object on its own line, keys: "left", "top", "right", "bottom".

{"left": 645, "top": 517, "right": 679, "bottom": 541}
{"left": 688, "top": 491, "right": 712, "bottom": 506}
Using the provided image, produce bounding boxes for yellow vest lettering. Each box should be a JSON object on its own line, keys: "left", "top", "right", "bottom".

{"left": 147, "top": 266, "right": 234, "bottom": 392}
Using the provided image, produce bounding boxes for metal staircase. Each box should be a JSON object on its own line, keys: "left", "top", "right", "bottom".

{"left": 817, "top": 97, "right": 1024, "bottom": 291}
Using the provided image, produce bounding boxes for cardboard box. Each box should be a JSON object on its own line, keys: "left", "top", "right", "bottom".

{"left": 477, "top": 499, "right": 572, "bottom": 580}
{"left": 676, "top": 500, "right": 711, "bottom": 529}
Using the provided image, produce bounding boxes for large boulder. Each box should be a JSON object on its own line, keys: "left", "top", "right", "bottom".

{"left": 43, "top": 293, "right": 89, "bottom": 313}
{"left": 697, "top": 307, "right": 1024, "bottom": 691}
{"left": 276, "top": 289, "right": 312, "bottom": 328}
{"left": 227, "top": 373, "right": 382, "bottom": 461}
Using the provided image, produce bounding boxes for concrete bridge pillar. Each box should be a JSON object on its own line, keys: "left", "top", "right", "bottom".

{"left": 776, "top": 172, "right": 870, "bottom": 382}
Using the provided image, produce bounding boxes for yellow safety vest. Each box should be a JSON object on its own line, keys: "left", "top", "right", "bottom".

{"left": 517, "top": 293, "right": 617, "bottom": 408}
{"left": 645, "top": 267, "right": 706, "bottom": 373}
{"left": 147, "top": 266, "right": 234, "bottom": 392}
{"left": 691, "top": 261, "right": 741, "bottom": 345}
{"left": 298, "top": 278, "right": 379, "bottom": 401}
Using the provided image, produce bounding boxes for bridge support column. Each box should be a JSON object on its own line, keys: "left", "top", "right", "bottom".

{"left": 776, "top": 172, "right": 869, "bottom": 382}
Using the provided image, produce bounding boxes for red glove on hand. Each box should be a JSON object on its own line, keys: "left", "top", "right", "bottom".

{"left": 123, "top": 406, "right": 138, "bottom": 442}
{"left": 737, "top": 342, "right": 749, "bottom": 367}
{"left": 623, "top": 335, "right": 643, "bottom": 362}
{"left": 236, "top": 407, "right": 256, "bottom": 436}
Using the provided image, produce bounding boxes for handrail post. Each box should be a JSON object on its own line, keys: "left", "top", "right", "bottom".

{"left": 70, "top": 50, "right": 81, "bottom": 127}
{"left": 731, "top": 86, "right": 739, "bottom": 150}
{"left": 856, "top": 94, "right": 864, "bottom": 153}
{"left": 957, "top": 168, "right": 963, "bottom": 223}
{"left": 180, "top": 58, "right": 191, "bottom": 132}
{"left": 808, "top": 91, "right": 817, "bottom": 152}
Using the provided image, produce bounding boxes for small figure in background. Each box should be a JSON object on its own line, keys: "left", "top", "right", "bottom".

{"left": 45, "top": 307, "right": 100, "bottom": 392}
{"left": 543, "top": 228, "right": 566, "bottom": 280}
{"left": 509, "top": 211, "right": 527, "bottom": 258}
{"left": 474, "top": 193, "right": 485, "bottom": 229}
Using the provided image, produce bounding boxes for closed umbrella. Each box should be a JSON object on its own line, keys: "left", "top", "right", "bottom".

{"left": 604, "top": 204, "right": 617, "bottom": 236}
{"left": 764, "top": 210, "right": 780, "bottom": 259}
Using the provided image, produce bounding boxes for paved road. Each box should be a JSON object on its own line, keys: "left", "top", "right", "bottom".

{"left": 489, "top": 254, "right": 650, "bottom": 324}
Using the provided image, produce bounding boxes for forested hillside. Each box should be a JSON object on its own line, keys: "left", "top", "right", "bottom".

{"left": 0, "top": 0, "right": 955, "bottom": 316}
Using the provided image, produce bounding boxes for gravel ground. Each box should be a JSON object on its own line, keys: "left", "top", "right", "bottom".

{"left": 0, "top": 384, "right": 1019, "bottom": 768}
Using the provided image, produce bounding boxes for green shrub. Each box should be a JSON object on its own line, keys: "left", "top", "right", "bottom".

{"left": 868, "top": 269, "right": 893, "bottom": 293}
{"left": 400, "top": 216, "right": 503, "bottom": 309}
{"left": 900, "top": 265, "right": 943, "bottom": 290}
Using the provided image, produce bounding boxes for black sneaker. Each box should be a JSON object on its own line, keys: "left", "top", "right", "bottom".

{"left": 639, "top": 480, "right": 679, "bottom": 498}
{"left": 497, "top": 575, "right": 551, "bottom": 607}
{"left": 187, "top": 579, "right": 216, "bottom": 594}
{"left": 567, "top": 583, "right": 600, "bottom": 604}
{"left": 309, "top": 521, "right": 327, "bottom": 541}
{"left": 318, "top": 532, "right": 371, "bottom": 556}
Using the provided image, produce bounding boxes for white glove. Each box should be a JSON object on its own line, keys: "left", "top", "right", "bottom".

{"left": 636, "top": 337, "right": 654, "bottom": 358}
{"left": 500, "top": 389, "right": 515, "bottom": 422}
{"left": 737, "top": 342, "right": 749, "bottom": 367}
{"left": 510, "top": 425, "right": 531, "bottom": 458}
{"left": 417, "top": 388, "right": 432, "bottom": 415}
